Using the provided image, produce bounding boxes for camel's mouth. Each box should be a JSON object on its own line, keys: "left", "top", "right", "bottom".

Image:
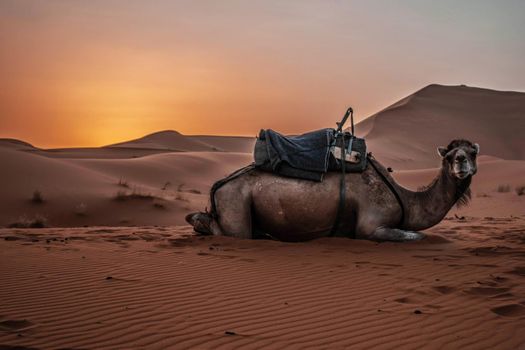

{"left": 455, "top": 171, "right": 471, "bottom": 180}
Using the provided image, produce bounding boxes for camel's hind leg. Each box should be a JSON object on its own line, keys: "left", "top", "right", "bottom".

{"left": 212, "top": 181, "right": 253, "bottom": 239}
{"left": 185, "top": 212, "right": 220, "bottom": 235}
{"left": 186, "top": 181, "right": 252, "bottom": 239}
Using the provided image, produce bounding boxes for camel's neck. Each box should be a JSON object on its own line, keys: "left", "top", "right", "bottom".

{"left": 397, "top": 166, "right": 471, "bottom": 231}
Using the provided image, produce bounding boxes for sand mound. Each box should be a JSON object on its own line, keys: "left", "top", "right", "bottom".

{"left": 188, "top": 135, "right": 255, "bottom": 153}
{"left": 0, "top": 138, "right": 36, "bottom": 151}
{"left": 356, "top": 84, "right": 525, "bottom": 169}
{"left": 106, "top": 130, "right": 218, "bottom": 152}
{"left": 0, "top": 147, "right": 252, "bottom": 227}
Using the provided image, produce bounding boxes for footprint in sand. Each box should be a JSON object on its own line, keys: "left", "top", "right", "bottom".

{"left": 0, "top": 319, "right": 33, "bottom": 332}
{"left": 0, "top": 345, "right": 40, "bottom": 350}
{"left": 394, "top": 296, "right": 420, "bottom": 304}
{"left": 490, "top": 304, "right": 525, "bottom": 317}
{"left": 432, "top": 285, "right": 457, "bottom": 294}
{"left": 464, "top": 286, "right": 510, "bottom": 296}
{"left": 506, "top": 266, "right": 525, "bottom": 277}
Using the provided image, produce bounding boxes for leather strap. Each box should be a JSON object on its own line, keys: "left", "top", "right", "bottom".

{"left": 367, "top": 155, "right": 405, "bottom": 228}
{"left": 329, "top": 133, "right": 350, "bottom": 237}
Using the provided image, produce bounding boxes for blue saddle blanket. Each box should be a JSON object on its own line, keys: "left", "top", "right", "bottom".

{"left": 255, "top": 128, "right": 333, "bottom": 180}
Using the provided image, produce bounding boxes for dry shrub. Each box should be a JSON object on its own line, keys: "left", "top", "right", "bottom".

{"left": 496, "top": 184, "right": 511, "bottom": 193}
{"left": 153, "top": 200, "right": 166, "bottom": 210}
{"left": 118, "top": 178, "right": 130, "bottom": 188}
{"left": 114, "top": 188, "right": 155, "bottom": 201}
{"left": 32, "top": 190, "right": 44, "bottom": 204}
{"left": 74, "top": 202, "right": 88, "bottom": 216}
{"left": 9, "top": 214, "right": 48, "bottom": 228}
{"left": 516, "top": 185, "right": 525, "bottom": 196}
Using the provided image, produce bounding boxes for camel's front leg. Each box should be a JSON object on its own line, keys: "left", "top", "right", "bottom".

{"left": 369, "top": 227, "right": 425, "bottom": 242}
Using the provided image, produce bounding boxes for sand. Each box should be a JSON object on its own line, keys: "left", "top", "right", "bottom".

{"left": 1, "top": 143, "right": 523, "bottom": 227}
{"left": 1, "top": 84, "right": 524, "bottom": 349}
{"left": 1, "top": 216, "right": 525, "bottom": 349}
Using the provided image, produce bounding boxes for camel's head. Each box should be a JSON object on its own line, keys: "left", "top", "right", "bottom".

{"left": 437, "top": 139, "right": 479, "bottom": 180}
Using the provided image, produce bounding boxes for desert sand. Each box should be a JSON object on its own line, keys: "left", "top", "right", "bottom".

{"left": 1, "top": 217, "right": 525, "bottom": 349}
{"left": 1, "top": 84, "right": 524, "bottom": 349}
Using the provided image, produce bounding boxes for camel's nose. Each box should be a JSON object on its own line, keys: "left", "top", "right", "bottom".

{"left": 456, "top": 155, "right": 467, "bottom": 163}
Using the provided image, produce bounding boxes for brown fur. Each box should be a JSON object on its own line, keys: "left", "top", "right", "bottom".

{"left": 187, "top": 139, "right": 479, "bottom": 242}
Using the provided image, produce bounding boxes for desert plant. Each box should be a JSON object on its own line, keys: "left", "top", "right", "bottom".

{"left": 114, "top": 190, "right": 129, "bottom": 201}
{"left": 32, "top": 190, "right": 44, "bottom": 204}
{"left": 153, "top": 200, "right": 166, "bottom": 209}
{"left": 162, "top": 181, "right": 171, "bottom": 190}
{"left": 496, "top": 184, "right": 511, "bottom": 193}
{"left": 516, "top": 185, "right": 525, "bottom": 196}
{"left": 187, "top": 189, "right": 202, "bottom": 194}
{"left": 118, "top": 178, "right": 130, "bottom": 188}
{"left": 9, "top": 214, "right": 47, "bottom": 228}
{"left": 177, "top": 183, "right": 185, "bottom": 192}
{"left": 74, "top": 202, "right": 88, "bottom": 216}
{"left": 175, "top": 193, "right": 189, "bottom": 202}
{"left": 114, "top": 188, "right": 155, "bottom": 201}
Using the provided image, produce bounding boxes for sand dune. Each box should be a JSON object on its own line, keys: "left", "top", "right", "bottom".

{"left": 188, "top": 135, "right": 255, "bottom": 153}
{"left": 1, "top": 140, "right": 523, "bottom": 228}
{"left": 1, "top": 216, "right": 524, "bottom": 349}
{"left": 0, "top": 146, "right": 251, "bottom": 227}
{"left": 1, "top": 84, "right": 525, "bottom": 228}
{"left": 0, "top": 84, "right": 524, "bottom": 349}
{"left": 105, "top": 130, "right": 255, "bottom": 153}
{"left": 356, "top": 84, "right": 525, "bottom": 169}
{"left": 106, "top": 130, "right": 220, "bottom": 151}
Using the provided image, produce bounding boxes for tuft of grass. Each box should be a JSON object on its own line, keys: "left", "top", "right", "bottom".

{"left": 187, "top": 189, "right": 202, "bottom": 194}
{"left": 161, "top": 181, "right": 171, "bottom": 190}
{"left": 118, "top": 178, "right": 130, "bottom": 188}
{"left": 177, "top": 183, "right": 185, "bottom": 192}
{"left": 153, "top": 200, "right": 166, "bottom": 210}
{"left": 9, "top": 214, "right": 47, "bottom": 228}
{"left": 175, "top": 193, "right": 190, "bottom": 202}
{"left": 114, "top": 188, "right": 155, "bottom": 201}
{"left": 516, "top": 185, "right": 525, "bottom": 196}
{"left": 31, "top": 190, "right": 44, "bottom": 204}
{"left": 496, "top": 184, "right": 511, "bottom": 193}
{"left": 74, "top": 202, "right": 88, "bottom": 216}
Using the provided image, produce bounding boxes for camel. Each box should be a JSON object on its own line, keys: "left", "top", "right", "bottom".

{"left": 186, "top": 139, "right": 479, "bottom": 242}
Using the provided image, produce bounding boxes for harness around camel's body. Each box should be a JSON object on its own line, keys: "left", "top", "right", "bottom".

{"left": 208, "top": 108, "right": 406, "bottom": 238}
{"left": 207, "top": 158, "right": 405, "bottom": 238}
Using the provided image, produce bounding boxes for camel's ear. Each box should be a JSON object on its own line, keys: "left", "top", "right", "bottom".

{"left": 473, "top": 143, "right": 480, "bottom": 155}
{"left": 437, "top": 146, "right": 448, "bottom": 158}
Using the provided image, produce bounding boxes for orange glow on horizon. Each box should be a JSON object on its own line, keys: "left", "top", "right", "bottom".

{"left": 1, "top": 1, "right": 524, "bottom": 148}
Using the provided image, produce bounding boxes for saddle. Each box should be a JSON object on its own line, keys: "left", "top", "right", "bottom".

{"left": 254, "top": 109, "right": 367, "bottom": 181}
{"left": 253, "top": 108, "right": 368, "bottom": 236}
{"left": 209, "top": 108, "right": 404, "bottom": 238}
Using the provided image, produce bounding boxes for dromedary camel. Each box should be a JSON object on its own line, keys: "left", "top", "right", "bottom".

{"left": 186, "top": 139, "right": 479, "bottom": 242}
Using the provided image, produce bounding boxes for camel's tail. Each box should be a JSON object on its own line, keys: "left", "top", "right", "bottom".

{"left": 185, "top": 212, "right": 213, "bottom": 235}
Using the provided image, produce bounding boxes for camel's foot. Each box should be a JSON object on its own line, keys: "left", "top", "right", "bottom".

{"left": 370, "top": 227, "right": 425, "bottom": 242}
{"left": 185, "top": 212, "right": 213, "bottom": 235}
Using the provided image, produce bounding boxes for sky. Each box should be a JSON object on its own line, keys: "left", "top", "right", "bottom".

{"left": 1, "top": 0, "right": 524, "bottom": 148}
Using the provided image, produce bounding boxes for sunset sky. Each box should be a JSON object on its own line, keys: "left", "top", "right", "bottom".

{"left": 1, "top": 0, "right": 524, "bottom": 148}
